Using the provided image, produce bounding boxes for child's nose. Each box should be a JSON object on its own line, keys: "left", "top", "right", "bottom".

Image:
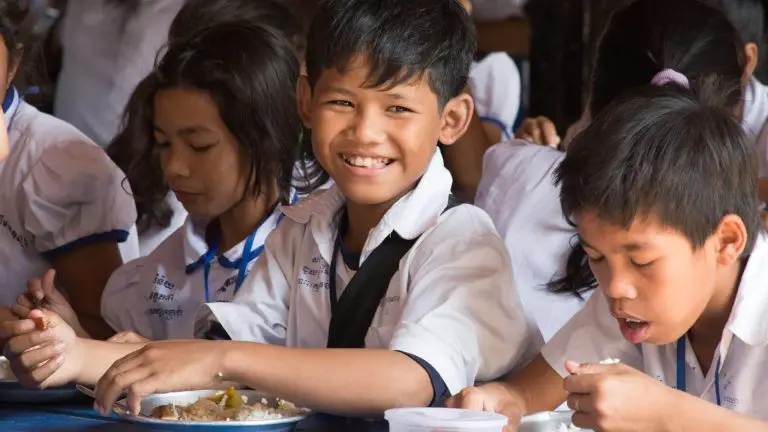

{"left": 352, "top": 110, "right": 386, "bottom": 145}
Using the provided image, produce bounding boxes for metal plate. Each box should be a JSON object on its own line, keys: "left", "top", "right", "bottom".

{"left": 116, "top": 389, "right": 309, "bottom": 430}
{"left": 0, "top": 356, "right": 81, "bottom": 403}
{"left": 518, "top": 411, "right": 593, "bottom": 432}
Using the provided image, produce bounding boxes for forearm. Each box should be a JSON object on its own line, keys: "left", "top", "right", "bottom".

{"left": 222, "top": 343, "right": 432, "bottom": 416}
{"left": 75, "top": 338, "right": 146, "bottom": 385}
{"left": 665, "top": 392, "right": 768, "bottom": 432}
{"left": 502, "top": 355, "right": 567, "bottom": 414}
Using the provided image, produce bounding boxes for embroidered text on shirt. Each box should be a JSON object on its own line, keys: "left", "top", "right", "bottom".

{"left": 146, "top": 307, "right": 183, "bottom": 321}
{"left": 153, "top": 273, "right": 175, "bottom": 291}
{"left": 299, "top": 256, "right": 330, "bottom": 293}
{"left": 0, "top": 215, "right": 29, "bottom": 248}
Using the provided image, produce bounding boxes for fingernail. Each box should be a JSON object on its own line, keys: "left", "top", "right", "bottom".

{"left": 93, "top": 402, "right": 101, "bottom": 413}
{"left": 53, "top": 342, "right": 65, "bottom": 353}
{"left": 56, "top": 354, "right": 65, "bottom": 364}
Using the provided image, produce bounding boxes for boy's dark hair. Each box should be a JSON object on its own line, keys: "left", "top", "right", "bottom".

{"left": 304, "top": 0, "right": 476, "bottom": 108}
{"left": 169, "top": 0, "right": 306, "bottom": 57}
{"left": 551, "top": 79, "right": 763, "bottom": 297}
{"left": 589, "top": 0, "right": 744, "bottom": 117}
{"left": 108, "top": 22, "right": 305, "bottom": 233}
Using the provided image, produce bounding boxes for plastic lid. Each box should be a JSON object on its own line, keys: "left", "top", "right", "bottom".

{"left": 385, "top": 408, "right": 507, "bottom": 428}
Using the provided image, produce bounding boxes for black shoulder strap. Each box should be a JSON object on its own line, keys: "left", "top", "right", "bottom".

{"left": 326, "top": 195, "right": 462, "bottom": 348}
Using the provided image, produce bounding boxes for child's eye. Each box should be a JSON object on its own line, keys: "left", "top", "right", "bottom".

{"left": 387, "top": 105, "right": 412, "bottom": 113}
{"left": 154, "top": 141, "right": 170, "bottom": 151}
{"left": 631, "top": 259, "right": 655, "bottom": 269}
{"left": 191, "top": 145, "right": 214, "bottom": 153}
{"left": 327, "top": 100, "right": 353, "bottom": 108}
{"left": 586, "top": 254, "right": 604, "bottom": 264}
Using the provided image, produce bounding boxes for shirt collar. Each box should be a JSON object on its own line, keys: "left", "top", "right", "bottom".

{"left": 184, "top": 189, "right": 297, "bottom": 270}
{"left": 281, "top": 149, "right": 453, "bottom": 264}
{"left": 726, "top": 232, "right": 768, "bottom": 346}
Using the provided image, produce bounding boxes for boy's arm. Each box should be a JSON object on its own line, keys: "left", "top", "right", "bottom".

{"left": 74, "top": 338, "right": 147, "bottom": 386}
{"left": 222, "top": 344, "right": 432, "bottom": 416}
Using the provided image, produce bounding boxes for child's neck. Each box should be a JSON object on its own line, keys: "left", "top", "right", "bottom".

{"left": 688, "top": 258, "right": 746, "bottom": 373}
{"left": 215, "top": 192, "right": 277, "bottom": 253}
{"left": 343, "top": 188, "right": 413, "bottom": 253}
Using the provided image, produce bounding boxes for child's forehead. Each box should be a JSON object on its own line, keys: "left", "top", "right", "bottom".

{"left": 577, "top": 209, "right": 687, "bottom": 246}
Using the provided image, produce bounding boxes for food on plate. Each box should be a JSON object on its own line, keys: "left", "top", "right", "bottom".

{"left": 148, "top": 387, "right": 305, "bottom": 422}
{"left": 0, "top": 357, "right": 16, "bottom": 381}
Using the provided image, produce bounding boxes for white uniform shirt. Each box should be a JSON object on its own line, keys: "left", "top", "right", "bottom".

{"left": 202, "top": 151, "right": 541, "bottom": 394}
{"left": 55, "top": 0, "right": 185, "bottom": 146}
{"left": 137, "top": 192, "right": 188, "bottom": 256}
{"left": 102, "top": 194, "right": 296, "bottom": 340}
{"left": 542, "top": 233, "right": 768, "bottom": 417}
{"left": 469, "top": 52, "right": 522, "bottom": 141}
{"left": 0, "top": 89, "right": 138, "bottom": 306}
{"left": 475, "top": 140, "right": 589, "bottom": 341}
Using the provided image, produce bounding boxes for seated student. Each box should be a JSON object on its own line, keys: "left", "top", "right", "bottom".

{"left": 444, "top": 0, "right": 522, "bottom": 202}
{"left": 108, "top": 0, "right": 308, "bottom": 257}
{"left": 451, "top": 67, "right": 768, "bottom": 429}
{"left": 1, "top": 0, "right": 539, "bottom": 417}
{"left": 475, "top": 0, "right": 748, "bottom": 341}
{"left": 13, "top": 8, "right": 316, "bottom": 341}
{"left": 517, "top": 0, "right": 768, "bottom": 160}
{"left": 0, "top": 4, "right": 138, "bottom": 339}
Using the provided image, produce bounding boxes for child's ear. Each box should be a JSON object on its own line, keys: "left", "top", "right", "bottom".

{"left": 743, "top": 43, "right": 759, "bottom": 81}
{"left": 437, "top": 91, "right": 474, "bottom": 146}
{"left": 714, "top": 214, "right": 749, "bottom": 265}
{"left": 296, "top": 76, "right": 313, "bottom": 129}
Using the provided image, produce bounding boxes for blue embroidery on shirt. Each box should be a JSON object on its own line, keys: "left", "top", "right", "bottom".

{"left": 298, "top": 256, "right": 330, "bottom": 293}
{"left": 145, "top": 307, "right": 183, "bottom": 321}
{"left": 147, "top": 291, "right": 175, "bottom": 303}
{"left": 0, "top": 215, "right": 29, "bottom": 248}
{"left": 217, "top": 275, "right": 237, "bottom": 294}
{"left": 153, "top": 273, "right": 176, "bottom": 291}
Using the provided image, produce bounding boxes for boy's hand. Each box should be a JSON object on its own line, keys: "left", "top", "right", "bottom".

{"left": 446, "top": 382, "right": 525, "bottom": 430}
{"left": 13, "top": 270, "right": 88, "bottom": 338}
{"left": 1, "top": 310, "right": 83, "bottom": 389}
{"left": 107, "top": 331, "right": 149, "bottom": 344}
{"left": 564, "top": 361, "right": 675, "bottom": 431}
{"left": 515, "top": 116, "right": 561, "bottom": 148}
{"left": 94, "top": 340, "right": 225, "bottom": 416}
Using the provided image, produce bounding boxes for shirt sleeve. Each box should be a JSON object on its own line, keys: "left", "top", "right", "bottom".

{"left": 541, "top": 290, "right": 643, "bottom": 377}
{"left": 197, "top": 218, "right": 301, "bottom": 345}
{"left": 20, "top": 141, "right": 137, "bottom": 257}
{"left": 388, "top": 206, "right": 542, "bottom": 396}
{"left": 100, "top": 257, "right": 151, "bottom": 337}
{"left": 468, "top": 52, "right": 522, "bottom": 141}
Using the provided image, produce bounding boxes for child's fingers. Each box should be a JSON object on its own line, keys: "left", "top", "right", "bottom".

{"left": 15, "top": 341, "right": 65, "bottom": 369}
{"left": 4, "top": 328, "right": 56, "bottom": 355}
{"left": 21, "top": 355, "right": 65, "bottom": 389}
{"left": 0, "top": 318, "right": 38, "bottom": 342}
{"left": 41, "top": 269, "right": 57, "bottom": 297}
{"left": 537, "top": 118, "right": 561, "bottom": 147}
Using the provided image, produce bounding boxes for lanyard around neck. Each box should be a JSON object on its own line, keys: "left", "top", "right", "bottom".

{"left": 676, "top": 335, "right": 722, "bottom": 406}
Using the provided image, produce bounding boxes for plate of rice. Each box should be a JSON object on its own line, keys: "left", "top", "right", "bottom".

{"left": 518, "top": 411, "right": 593, "bottom": 432}
{"left": 115, "top": 388, "right": 310, "bottom": 430}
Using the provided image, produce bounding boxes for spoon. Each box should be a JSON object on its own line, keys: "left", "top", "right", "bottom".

{"left": 76, "top": 384, "right": 147, "bottom": 418}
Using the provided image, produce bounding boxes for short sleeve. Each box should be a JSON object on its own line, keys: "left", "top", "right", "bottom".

{"left": 21, "top": 141, "right": 137, "bottom": 256}
{"left": 388, "top": 206, "right": 542, "bottom": 395}
{"left": 198, "top": 218, "right": 301, "bottom": 345}
{"left": 468, "top": 52, "right": 522, "bottom": 141}
{"left": 541, "top": 290, "right": 643, "bottom": 377}
{"left": 100, "top": 257, "right": 150, "bottom": 336}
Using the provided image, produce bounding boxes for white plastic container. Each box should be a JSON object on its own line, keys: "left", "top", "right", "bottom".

{"left": 385, "top": 408, "right": 508, "bottom": 432}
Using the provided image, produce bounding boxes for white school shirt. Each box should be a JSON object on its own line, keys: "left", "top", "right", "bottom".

{"left": 136, "top": 192, "right": 188, "bottom": 256}
{"left": 101, "top": 194, "right": 296, "bottom": 340}
{"left": 475, "top": 140, "right": 588, "bottom": 341}
{"left": 55, "top": 0, "right": 185, "bottom": 147}
{"left": 469, "top": 52, "right": 522, "bottom": 141}
{"left": 743, "top": 78, "right": 768, "bottom": 178}
{"left": 0, "top": 91, "right": 138, "bottom": 307}
{"left": 201, "top": 150, "right": 541, "bottom": 394}
{"left": 542, "top": 233, "right": 768, "bottom": 417}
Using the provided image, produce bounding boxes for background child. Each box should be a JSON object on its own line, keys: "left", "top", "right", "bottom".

{"left": 0, "top": 2, "right": 138, "bottom": 339}
{"left": 476, "top": 0, "right": 748, "bottom": 341}
{"left": 451, "top": 68, "right": 767, "bottom": 430}
{"left": 2, "top": 0, "right": 539, "bottom": 417}
{"left": 15, "top": 3, "right": 313, "bottom": 342}
{"left": 108, "top": 0, "right": 309, "bottom": 257}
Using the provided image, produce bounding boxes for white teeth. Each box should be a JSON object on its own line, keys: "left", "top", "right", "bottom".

{"left": 625, "top": 318, "right": 643, "bottom": 323}
{"left": 342, "top": 155, "right": 391, "bottom": 168}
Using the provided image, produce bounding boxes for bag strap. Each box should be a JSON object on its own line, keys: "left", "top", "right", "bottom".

{"left": 326, "top": 195, "right": 462, "bottom": 348}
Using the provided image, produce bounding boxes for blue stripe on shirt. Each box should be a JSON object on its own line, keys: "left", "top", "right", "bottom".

{"left": 41, "top": 229, "right": 129, "bottom": 259}
{"left": 398, "top": 351, "right": 449, "bottom": 406}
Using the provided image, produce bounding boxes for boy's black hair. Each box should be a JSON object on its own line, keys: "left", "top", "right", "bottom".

{"left": 169, "top": 0, "right": 306, "bottom": 56}
{"left": 304, "top": 0, "right": 477, "bottom": 108}
{"left": 108, "top": 22, "right": 305, "bottom": 233}
{"left": 589, "top": 0, "right": 744, "bottom": 117}
{"left": 552, "top": 79, "right": 763, "bottom": 297}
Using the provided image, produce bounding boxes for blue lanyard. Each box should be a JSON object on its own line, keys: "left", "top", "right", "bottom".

{"left": 3, "top": 87, "right": 20, "bottom": 131}
{"left": 190, "top": 193, "right": 298, "bottom": 302}
{"left": 676, "top": 335, "right": 722, "bottom": 406}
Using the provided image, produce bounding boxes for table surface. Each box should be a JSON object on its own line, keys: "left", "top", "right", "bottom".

{"left": 0, "top": 395, "right": 390, "bottom": 432}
